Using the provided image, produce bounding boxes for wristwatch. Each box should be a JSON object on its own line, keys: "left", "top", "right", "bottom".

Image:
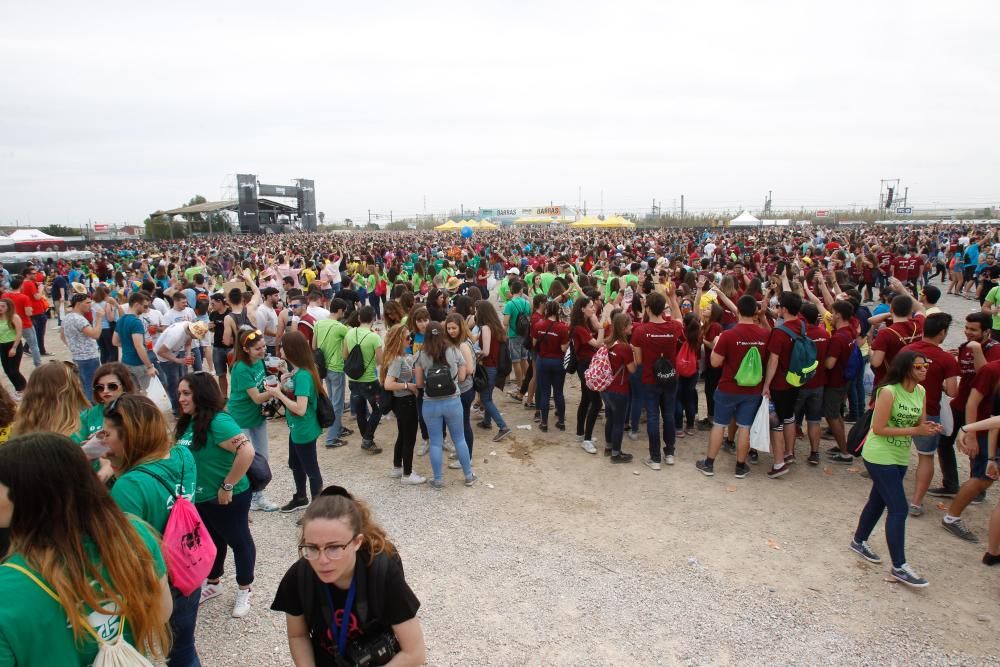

{"left": 220, "top": 482, "right": 235, "bottom": 491}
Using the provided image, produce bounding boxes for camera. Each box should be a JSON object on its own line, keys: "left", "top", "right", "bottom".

{"left": 332, "top": 631, "right": 400, "bottom": 667}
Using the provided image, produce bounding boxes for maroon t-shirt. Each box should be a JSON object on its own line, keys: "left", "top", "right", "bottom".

{"left": 804, "top": 324, "right": 831, "bottom": 389}
{"left": 631, "top": 319, "right": 684, "bottom": 385}
{"left": 572, "top": 325, "right": 598, "bottom": 362}
{"left": 481, "top": 326, "right": 501, "bottom": 367}
{"left": 952, "top": 340, "right": 1000, "bottom": 409}
{"left": 766, "top": 317, "right": 805, "bottom": 392}
{"left": 877, "top": 252, "right": 893, "bottom": 272}
{"left": 901, "top": 340, "right": 960, "bottom": 416}
{"left": 872, "top": 320, "right": 923, "bottom": 386}
{"left": 606, "top": 342, "right": 634, "bottom": 394}
{"left": 714, "top": 323, "right": 769, "bottom": 394}
{"left": 531, "top": 319, "right": 568, "bottom": 359}
{"left": 970, "top": 360, "right": 1000, "bottom": 422}
{"left": 825, "top": 326, "right": 855, "bottom": 388}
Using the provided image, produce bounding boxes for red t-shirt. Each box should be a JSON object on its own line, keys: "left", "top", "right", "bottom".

{"left": 872, "top": 320, "right": 923, "bottom": 385}
{"left": 804, "top": 324, "right": 831, "bottom": 389}
{"left": 572, "top": 325, "right": 598, "bottom": 362}
{"left": 714, "top": 323, "right": 769, "bottom": 394}
{"left": 1, "top": 291, "right": 32, "bottom": 321}
{"left": 953, "top": 339, "right": 1000, "bottom": 408}
{"left": 877, "top": 252, "right": 893, "bottom": 272}
{"left": 703, "top": 321, "right": 723, "bottom": 350}
{"left": 766, "top": 317, "right": 805, "bottom": 392}
{"left": 825, "top": 326, "right": 855, "bottom": 388}
{"left": 531, "top": 318, "right": 568, "bottom": 359}
{"left": 482, "top": 326, "right": 501, "bottom": 367}
{"left": 900, "top": 340, "right": 960, "bottom": 416}
{"left": 969, "top": 360, "right": 1000, "bottom": 422}
{"left": 631, "top": 319, "right": 684, "bottom": 385}
{"left": 20, "top": 280, "right": 38, "bottom": 303}
{"left": 907, "top": 256, "right": 922, "bottom": 281}
{"left": 606, "top": 342, "right": 634, "bottom": 394}
{"left": 891, "top": 256, "right": 909, "bottom": 279}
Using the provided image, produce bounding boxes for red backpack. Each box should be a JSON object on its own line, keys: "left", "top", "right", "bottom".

{"left": 584, "top": 346, "right": 617, "bottom": 392}
{"left": 675, "top": 341, "right": 698, "bottom": 378}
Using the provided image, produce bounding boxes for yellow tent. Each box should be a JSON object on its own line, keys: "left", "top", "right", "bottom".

{"left": 597, "top": 216, "right": 636, "bottom": 228}
{"left": 476, "top": 220, "right": 498, "bottom": 229}
{"left": 569, "top": 216, "right": 602, "bottom": 228}
{"left": 514, "top": 216, "right": 551, "bottom": 225}
{"left": 434, "top": 220, "right": 461, "bottom": 231}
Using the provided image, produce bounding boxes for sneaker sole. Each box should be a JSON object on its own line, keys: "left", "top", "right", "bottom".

{"left": 734, "top": 469, "right": 749, "bottom": 479}
{"left": 891, "top": 572, "right": 929, "bottom": 588}
{"left": 280, "top": 505, "right": 307, "bottom": 513}
{"left": 697, "top": 466, "right": 715, "bottom": 477}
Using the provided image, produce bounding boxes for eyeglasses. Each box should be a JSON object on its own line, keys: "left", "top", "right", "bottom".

{"left": 94, "top": 382, "right": 120, "bottom": 393}
{"left": 298, "top": 536, "right": 358, "bottom": 561}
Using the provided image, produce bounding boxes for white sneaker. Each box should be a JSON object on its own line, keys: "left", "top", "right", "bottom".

{"left": 390, "top": 467, "right": 403, "bottom": 478}
{"left": 232, "top": 588, "right": 252, "bottom": 618}
{"left": 644, "top": 458, "right": 661, "bottom": 471}
{"left": 581, "top": 440, "right": 598, "bottom": 454}
{"left": 576, "top": 434, "right": 586, "bottom": 443}
{"left": 200, "top": 582, "right": 223, "bottom": 605}
{"left": 627, "top": 431, "right": 640, "bottom": 441}
{"left": 251, "top": 494, "right": 279, "bottom": 512}
{"left": 417, "top": 440, "right": 429, "bottom": 456}
{"left": 401, "top": 472, "right": 427, "bottom": 485}
{"left": 443, "top": 440, "right": 456, "bottom": 453}
{"left": 448, "top": 461, "right": 462, "bottom": 469}
{"left": 665, "top": 455, "right": 675, "bottom": 466}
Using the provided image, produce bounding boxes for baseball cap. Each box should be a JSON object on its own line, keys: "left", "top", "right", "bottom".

{"left": 506, "top": 267, "right": 520, "bottom": 275}
{"left": 210, "top": 292, "right": 226, "bottom": 302}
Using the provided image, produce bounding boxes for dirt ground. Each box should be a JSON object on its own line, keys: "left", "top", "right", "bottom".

{"left": 20, "top": 289, "right": 1000, "bottom": 665}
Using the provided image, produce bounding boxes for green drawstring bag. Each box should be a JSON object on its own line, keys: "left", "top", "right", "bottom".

{"left": 735, "top": 346, "right": 763, "bottom": 387}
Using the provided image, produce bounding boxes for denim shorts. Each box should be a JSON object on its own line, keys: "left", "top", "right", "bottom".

{"left": 970, "top": 431, "right": 990, "bottom": 479}
{"left": 912, "top": 415, "right": 941, "bottom": 454}
{"left": 795, "top": 386, "right": 823, "bottom": 423}
{"left": 508, "top": 336, "right": 528, "bottom": 363}
{"left": 822, "top": 385, "right": 847, "bottom": 420}
{"left": 713, "top": 390, "right": 763, "bottom": 429}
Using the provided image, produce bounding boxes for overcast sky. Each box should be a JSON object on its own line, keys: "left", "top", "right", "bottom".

{"left": 2, "top": 1, "right": 998, "bottom": 227}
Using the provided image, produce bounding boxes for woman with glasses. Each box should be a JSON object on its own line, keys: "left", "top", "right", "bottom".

{"left": 226, "top": 329, "right": 279, "bottom": 512}
{"left": 175, "top": 372, "right": 257, "bottom": 618}
{"left": 103, "top": 394, "right": 202, "bottom": 666}
{"left": 270, "top": 486, "right": 425, "bottom": 667}
{"left": 0, "top": 432, "right": 172, "bottom": 665}
{"left": 266, "top": 331, "right": 325, "bottom": 512}
{"left": 849, "top": 351, "right": 940, "bottom": 588}
{"left": 76, "top": 362, "right": 136, "bottom": 445}
{"left": 381, "top": 324, "right": 423, "bottom": 485}
{"left": 413, "top": 322, "right": 475, "bottom": 489}
{"left": 0, "top": 298, "right": 26, "bottom": 399}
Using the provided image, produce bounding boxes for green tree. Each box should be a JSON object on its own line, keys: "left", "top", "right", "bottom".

{"left": 38, "top": 224, "right": 79, "bottom": 237}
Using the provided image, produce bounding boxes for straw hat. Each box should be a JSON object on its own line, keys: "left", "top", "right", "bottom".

{"left": 445, "top": 276, "right": 462, "bottom": 292}
{"left": 187, "top": 322, "right": 210, "bottom": 339}
{"left": 71, "top": 282, "right": 88, "bottom": 295}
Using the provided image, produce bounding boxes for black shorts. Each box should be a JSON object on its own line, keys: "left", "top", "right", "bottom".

{"left": 963, "top": 266, "right": 975, "bottom": 281}
{"left": 771, "top": 387, "right": 799, "bottom": 424}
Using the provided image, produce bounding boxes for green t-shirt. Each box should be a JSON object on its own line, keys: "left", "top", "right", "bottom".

{"left": 862, "top": 384, "right": 926, "bottom": 466}
{"left": 286, "top": 368, "right": 321, "bottom": 444}
{"left": 0, "top": 517, "right": 165, "bottom": 666}
{"left": 539, "top": 272, "right": 556, "bottom": 295}
{"left": 227, "top": 359, "right": 265, "bottom": 428}
{"left": 986, "top": 285, "right": 1000, "bottom": 330}
{"left": 497, "top": 277, "right": 511, "bottom": 304}
{"left": 0, "top": 319, "right": 15, "bottom": 345}
{"left": 111, "top": 446, "right": 197, "bottom": 534}
{"left": 177, "top": 412, "right": 249, "bottom": 503}
{"left": 344, "top": 327, "right": 382, "bottom": 383}
{"left": 467, "top": 255, "right": 481, "bottom": 270}
{"left": 314, "top": 319, "right": 348, "bottom": 372}
{"left": 75, "top": 404, "right": 105, "bottom": 444}
{"left": 432, "top": 259, "right": 445, "bottom": 274}
{"left": 503, "top": 297, "right": 531, "bottom": 338}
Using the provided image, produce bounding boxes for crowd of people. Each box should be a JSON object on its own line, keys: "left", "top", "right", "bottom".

{"left": 0, "top": 221, "right": 999, "bottom": 663}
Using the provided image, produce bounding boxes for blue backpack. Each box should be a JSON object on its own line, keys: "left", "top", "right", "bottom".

{"left": 777, "top": 322, "right": 818, "bottom": 387}
{"left": 843, "top": 338, "right": 864, "bottom": 381}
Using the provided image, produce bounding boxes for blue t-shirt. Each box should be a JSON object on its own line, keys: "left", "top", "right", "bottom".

{"left": 116, "top": 313, "right": 146, "bottom": 366}
{"left": 964, "top": 245, "right": 980, "bottom": 267}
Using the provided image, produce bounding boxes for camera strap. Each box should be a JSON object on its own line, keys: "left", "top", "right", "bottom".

{"left": 325, "top": 576, "right": 357, "bottom": 656}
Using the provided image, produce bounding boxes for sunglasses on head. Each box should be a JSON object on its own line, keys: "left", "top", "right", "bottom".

{"left": 244, "top": 329, "right": 263, "bottom": 341}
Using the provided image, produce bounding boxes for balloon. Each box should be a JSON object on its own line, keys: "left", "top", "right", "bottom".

{"left": 461, "top": 226, "right": 473, "bottom": 238}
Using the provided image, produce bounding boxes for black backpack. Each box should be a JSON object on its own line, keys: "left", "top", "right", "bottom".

{"left": 513, "top": 299, "right": 531, "bottom": 338}
{"left": 344, "top": 330, "right": 373, "bottom": 380}
{"left": 424, "top": 360, "right": 457, "bottom": 397}
{"left": 653, "top": 355, "right": 678, "bottom": 392}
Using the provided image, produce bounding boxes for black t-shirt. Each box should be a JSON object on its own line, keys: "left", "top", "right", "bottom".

{"left": 270, "top": 553, "right": 420, "bottom": 667}
{"left": 210, "top": 309, "right": 230, "bottom": 348}
{"left": 338, "top": 289, "right": 362, "bottom": 314}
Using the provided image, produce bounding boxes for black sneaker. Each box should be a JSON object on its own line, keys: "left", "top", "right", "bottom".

{"left": 280, "top": 496, "right": 309, "bottom": 513}
{"left": 610, "top": 452, "right": 633, "bottom": 463}
{"left": 807, "top": 451, "right": 820, "bottom": 465}
{"left": 533, "top": 411, "right": 541, "bottom": 423}
{"left": 492, "top": 427, "right": 511, "bottom": 442}
{"left": 983, "top": 552, "right": 1000, "bottom": 566}
{"left": 361, "top": 439, "right": 383, "bottom": 454}
{"left": 891, "top": 563, "right": 929, "bottom": 588}
{"left": 830, "top": 452, "right": 854, "bottom": 464}
{"left": 722, "top": 439, "right": 736, "bottom": 454}
{"left": 748, "top": 449, "right": 759, "bottom": 464}
{"left": 734, "top": 462, "right": 750, "bottom": 479}
{"left": 325, "top": 438, "right": 348, "bottom": 449}
{"left": 695, "top": 459, "right": 715, "bottom": 476}
{"left": 476, "top": 420, "right": 491, "bottom": 430}
{"left": 971, "top": 492, "right": 986, "bottom": 505}
{"left": 942, "top": 517, "right": 979, "bottom": 542}
{"left": 927, "top": 487, "right": 958, "bottom": 499}
{"left": 339, "top": 427, "right": 354, "bottom": 437}
{"left": 555, "top": 422, "right": 566, "bottom": 431}
{"left": 849, "top": 539, "right": 882, "bottom": 563}
{"left": 539, "top": 422, "right": 548, "bottom": 432}
{"left": 604, "top": 447, "right": 612, "bottom": 457}
{"left": 826, "top": 445, "right": 841, "bottom": 455}
{"left": 697, "top": 418, "right": 713, "bottom": 431}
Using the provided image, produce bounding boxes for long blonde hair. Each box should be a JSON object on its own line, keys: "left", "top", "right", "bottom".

{"left": 11, "top": 362, "right": 90, "bottom": 437}
{"left": 379, "top": 324, "right": 410, "bottom": 386}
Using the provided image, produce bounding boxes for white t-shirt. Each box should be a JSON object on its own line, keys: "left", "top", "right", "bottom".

{"left": 256, "top": 304, "right": 279, "bottom": 346}
{"left": 307, "top": 305, "right": 330, "bottom": 321}
{"left": 152, "top": 297, "right": 169, "bottom": 315}
{"left": 154, "top": 322, "right": 190, "bottom": 362}
{"left": 140, "top": 308, "right": 163, "bottom": 346}
{"left": 704, "top": 242, "right": 717, "bottom": 257}
{"left": 163, "top": 306, "right": 194, "bottom": 327}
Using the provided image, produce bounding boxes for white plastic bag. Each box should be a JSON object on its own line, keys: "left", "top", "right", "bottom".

{"left": 749, "top": 398, "right": 771, "bottom": 455}
{"left": 146, "top": 376, "right": 173, "bottom": 413}
{"left": 487, "top": 275, "right": 498, "bottom": 291}
{"left": 939, "top": 402, "right": 954, "bottom": 437}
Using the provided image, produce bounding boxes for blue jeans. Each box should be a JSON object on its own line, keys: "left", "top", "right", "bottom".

{"left": 167, "top": 586, "right": 202, "bottom": 666}
{"left": 422, "top": 395, "right": 472, "bottom": 482}
{"left": 460, "top": 387, "right": 475, "bottom": 458}
{"left": 21, "top": 324, "right": 40, "bottom": 367}
{"left": 535, "top": 357, "right": 565, "bottom": 425}
{"left": 477, "top": 366, "right": 507, "bottom": 430}
{"left": 349, "top": 380, "right": 382, "bottom": 440}
{"left": 288, "top": 436, "right": 323, "bottom": 500}
{"left": 324, "top": 371, "right": 346, "bottom": 443}
{"left": 191, "top": 346, "right": 203, "bottom": 372}
{"left": 603, "top": 391, "right": 629, "bottom": 453}
{"left": 674, "top": 374, "right": 698, "bottom": 430}
{"left": 643, "top": 384, "right": 677, "bottom": 461}
{"left": 75, "top": 356, "right": 100, "bottom": 404}
{"left": 628, "top": 365, "right": 644, "bottom": 432}
{"left": 31, "top": 313, "right": 48, "bottom": 355}
{"left": 160, "top": 360, "right": 186, "bottom": 415}
{"left": 242, "top": 422, "right": 269, "bottom": 460}
{"left": 846, "top": 358, "right": 867, "bottom": 419}
{"left": 854, "top": 460, "right": 909, "bottom": 568}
